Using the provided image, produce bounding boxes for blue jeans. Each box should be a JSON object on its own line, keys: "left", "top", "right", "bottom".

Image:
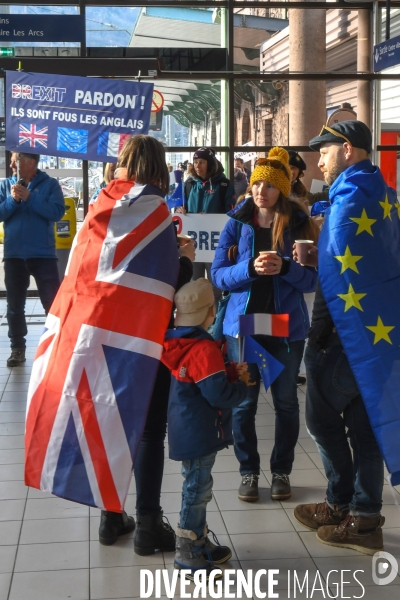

{"left": 4, "top": 258, "right": 60, "bottom": 349}
{"left": 179, "top": 452, "right": 217, "bottom": 538}
{"left": 226, "top": 335, "right": 305, "bottom": 476}
{"left": 305, "top": 344, "right": 383, "bottom": 516}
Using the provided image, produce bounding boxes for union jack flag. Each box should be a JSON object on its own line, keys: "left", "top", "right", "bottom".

{"left": 11, "top": 83, "right": 32, "bottom": 99}
{"left": 19, "top": 123, "right": 48, "bottom": 148}
{"left": 25, "top": 180, "right": 179, "bottom": 511}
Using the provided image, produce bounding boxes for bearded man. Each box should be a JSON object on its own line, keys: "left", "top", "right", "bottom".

{"left": 294, "top": 121, "right": 400, "bottom": 555}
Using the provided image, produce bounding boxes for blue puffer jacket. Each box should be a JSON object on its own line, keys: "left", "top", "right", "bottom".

{"left": 0, "top": 171, "right": 65, "bottom": 259}
{"left": 184, "top": 172, "right": 236, "bottom": 214}
{"left": 211, "top": 199, "right": 318, "bottom": 340}
{"left": 162, "top": 326, "right": 247, "bottom": 461}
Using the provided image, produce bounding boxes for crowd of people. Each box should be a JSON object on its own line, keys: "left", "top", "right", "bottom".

{"left": 2, "top": 119, "right": 397, "bottom": 580}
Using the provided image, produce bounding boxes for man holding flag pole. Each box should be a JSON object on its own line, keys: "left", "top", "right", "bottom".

{"left": 294, "top": 120, "right": 400, "bottom": 555}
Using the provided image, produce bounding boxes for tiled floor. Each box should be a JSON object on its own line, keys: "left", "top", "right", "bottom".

{"left": 0, "top": 298, "right": 400, "bottom": 599}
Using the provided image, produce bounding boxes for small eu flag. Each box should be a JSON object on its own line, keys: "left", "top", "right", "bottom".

{"left": 243, "top": 335, "right": 284, "bottom": 390}
{"left": 167, "top": 182, "right": 184, "bottom": 211}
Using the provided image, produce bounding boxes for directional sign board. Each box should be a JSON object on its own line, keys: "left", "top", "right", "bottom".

{"left": 374, "top": 34, "right": 400, "bottom": 72}
{"left": 0, "top": 14, "right": 85, "bottom": 43}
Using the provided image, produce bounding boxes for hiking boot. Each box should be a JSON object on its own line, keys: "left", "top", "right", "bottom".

{"left": 174, "top": 527, "right": 223, "bottom": 581}
{"left": 238, "top": 474, "right": 259, "bottom": 502}
{"left": 317, "top": 514, "right": 385, "bottom": 555}
{"left": 134, "top": 511, "right": 175, "bottom": 555}
{"left": 204, "top": 526, "right": 232, "bottom": 564}
{"left": 294, "top": 501, "right": 349, "bottom": 531}
{"left": 271, "top": 473, "right": 291, "bottom": 500}
{"left": 98, "top": 510, "right": 135, "bottom": 545}
{"left": 7, "top": 348, "right": 26, "bottom": 367}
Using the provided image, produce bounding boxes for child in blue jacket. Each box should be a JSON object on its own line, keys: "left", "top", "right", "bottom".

{"left": 162, "top": 278, "right": 248, "bottom": 580}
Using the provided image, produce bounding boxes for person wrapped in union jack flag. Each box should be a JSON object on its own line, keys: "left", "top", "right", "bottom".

{"left": 24, "top": 136, "right": 194, "bottom": 553}
{"left": 0, "top": 151, "right": 65, "bottom": 368}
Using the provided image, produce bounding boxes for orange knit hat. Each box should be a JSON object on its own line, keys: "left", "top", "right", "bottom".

{"left": 250, "top": 147, "right": 291, "bottom": 197}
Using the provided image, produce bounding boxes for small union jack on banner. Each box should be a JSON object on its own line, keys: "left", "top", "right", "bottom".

{"left": 19, "top": 123, "right": 48, "bottom": 148}
{"left": 25, "top": 180, "right": 179, "bottom": 511}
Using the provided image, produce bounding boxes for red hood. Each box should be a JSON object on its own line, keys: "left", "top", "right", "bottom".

{"left": 162, "top": 337, "right": 200, "bottom": 371}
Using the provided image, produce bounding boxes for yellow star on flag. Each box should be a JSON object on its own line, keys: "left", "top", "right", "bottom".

{"left": 349, "top": 209, "right": 377, "bottom": 236}
{"left": 379, "top": 194, "right": 392, "bottom": 220}
{"left": 334, "top": 246, "right": 363, "bottom": 274}
{"left": 337, "top": 284, "right": 366, "bottom": 312}
{"left": 396, "top": 202, "right": 400, "bottom": 219}
{"left": 365, "top": 316, "right": 395, "bottom": 345}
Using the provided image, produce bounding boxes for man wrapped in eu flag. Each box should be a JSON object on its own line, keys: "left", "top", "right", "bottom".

{"left": 293, "top": 120, "right": 400, "bottom": 555}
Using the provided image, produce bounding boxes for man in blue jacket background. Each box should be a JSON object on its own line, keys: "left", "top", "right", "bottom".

{"left": 0, "top": 152, "right": 65, "bottom": 367}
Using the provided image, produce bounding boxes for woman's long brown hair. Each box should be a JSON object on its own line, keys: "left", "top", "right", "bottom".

{"left": 235, "top": 194, "right": 320, "bottom": 251}
{"left": 271, "top": 195, "right": 320, "bottom": 251}
{"left": 117, "top": 135, "right": 169, "bottom": 195}
{"left": 291, "top": 175, "right": 308, "bottom": 199}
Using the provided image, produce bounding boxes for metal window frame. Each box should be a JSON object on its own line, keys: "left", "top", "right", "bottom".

{"left": 2, "top": 0, "right": 400, "bottom": 210}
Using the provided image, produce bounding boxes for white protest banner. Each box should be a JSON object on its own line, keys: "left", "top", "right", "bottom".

{"left": 172, "top": 213, "right": 229, "bottom": 262}
{"left": 234, "top": 141, "right": 257, "bottom": 164}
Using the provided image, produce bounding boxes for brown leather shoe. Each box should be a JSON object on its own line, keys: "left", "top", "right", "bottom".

{"left": 294, "top": 501, "right": 349, "bottom": 530}
{"left": 317, "top": 514, "right": 385, "bottom": 555}
{"left": 7, "top": 348, "right": 26, "bottom": 368}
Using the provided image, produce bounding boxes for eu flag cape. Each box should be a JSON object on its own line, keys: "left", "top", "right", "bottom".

{"left": 25, "top": 180, "right": 179, "bottom": 510}
{"left": 318, "top": 159, "right": 400, "bottom": 485}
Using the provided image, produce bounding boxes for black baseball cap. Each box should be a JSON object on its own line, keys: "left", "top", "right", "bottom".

{"left": 309, "top": 120, "right": 372, "bottom": 153}
{"left": 288, "top": 151, "right": 307, "bottom": 171}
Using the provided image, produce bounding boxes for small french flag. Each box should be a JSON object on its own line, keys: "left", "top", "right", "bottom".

{"left": 239, "top": 313, "right": 289, "bottom": 338}
{"left": 97, "top": 131, "right": 131, "bottom": 157}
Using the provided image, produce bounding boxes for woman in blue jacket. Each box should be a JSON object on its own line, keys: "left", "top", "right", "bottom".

{"left": 211, "top": 147, "right": 319, "bottom": 503}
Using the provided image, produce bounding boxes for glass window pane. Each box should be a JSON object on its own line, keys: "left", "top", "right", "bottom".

{"left": 148, "top": 80, "right": 223, "bottom": 148}
{"left": 234, "top": 6, "right": 288, "bottom": 70}
{"left": 259, "top": 8, "right": 358, "bottom": 75}
{"left": 380, "top": 7, "right": 400, "bottom": 44}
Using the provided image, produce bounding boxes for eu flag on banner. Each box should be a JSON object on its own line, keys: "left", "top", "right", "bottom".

{"left": 167, "top": 182, "right": 184, "bottom": 211}
{"left": 57, "top": 127, "right": 88, "bottom": 153}
{"left": 318, "top": 159, "right": 400, "bottom": 485}
{"left": 243, "top": 335, "right": 284, "bottom": 390}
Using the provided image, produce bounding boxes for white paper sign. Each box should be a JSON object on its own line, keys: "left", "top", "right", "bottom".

{"left": 310, "top": 179, "right": 329, "bottom": 193}
{"left": 172, "top": 213, "right": 229, "bottom": 262}
{"left": 234, "top": 141, "right": 257, "bottom": 164}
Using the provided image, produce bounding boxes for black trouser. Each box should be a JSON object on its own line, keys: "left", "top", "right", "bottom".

{"left": 133, "top": 362, "right": 170, "bottom": 515}
{"left": 4, "top": 258, "right": 60, "bottom": 349}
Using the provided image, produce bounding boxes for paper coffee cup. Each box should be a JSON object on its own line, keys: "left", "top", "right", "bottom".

{"left": 295, "top": 240, "right": 314, "bottom": 264}
{"left": 177, "top": 234, "right": 192, "bottom": 247}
